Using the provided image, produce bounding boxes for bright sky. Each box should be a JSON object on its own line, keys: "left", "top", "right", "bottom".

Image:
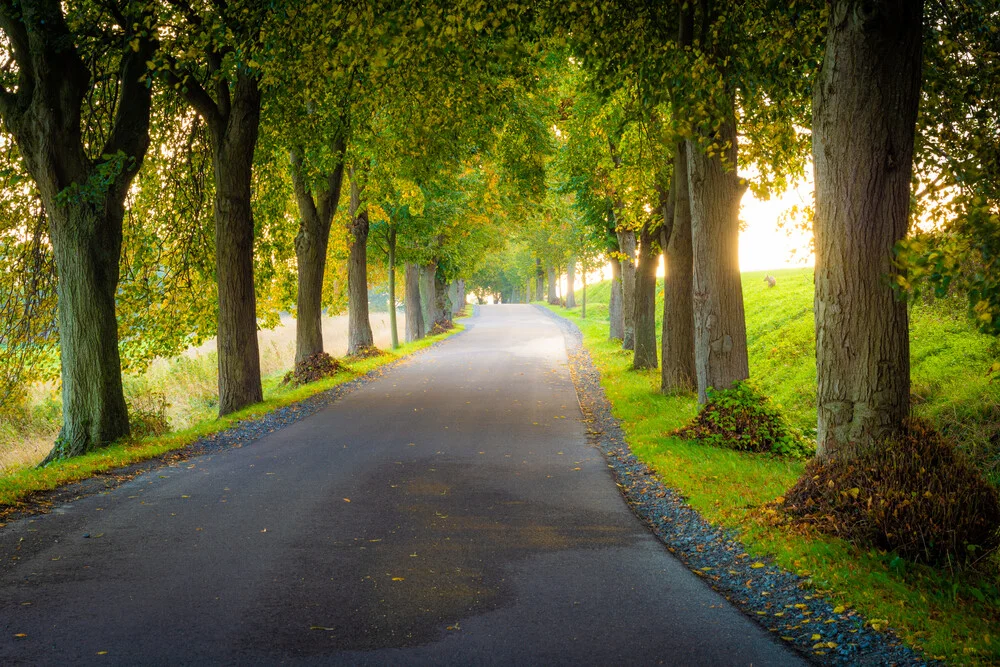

{"left": 738, "top": 177, "right": 815, "bottom": 272}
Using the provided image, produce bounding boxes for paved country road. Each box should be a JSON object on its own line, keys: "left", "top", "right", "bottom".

{"left": 0, "top": 305, "right": 803, "bottom": 666}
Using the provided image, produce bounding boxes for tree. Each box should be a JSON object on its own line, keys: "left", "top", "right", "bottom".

{"left": 812, "top": 0, "right": 924, "bottom": 455}
{"left": 0, "top": 0, "right": 156, "bottom": 460}
{"left": 152, "top": 1, "right": 274, "bottom": 415}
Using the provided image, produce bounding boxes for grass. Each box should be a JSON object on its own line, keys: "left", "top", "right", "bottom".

{"left": 549, "top": 267, "right": 1000, "bottom": 663}
{"left": 0, "top": 315, "right": 459, "bottom": 510}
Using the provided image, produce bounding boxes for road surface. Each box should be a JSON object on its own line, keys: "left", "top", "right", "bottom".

{"left": 0, "top": 305, "right": 803, "bottom": 666}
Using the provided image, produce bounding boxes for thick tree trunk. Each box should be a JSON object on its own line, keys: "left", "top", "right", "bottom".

{"left": 687, "top": 105, "right": 749, "bottom": 404}
{"left": 434, "top": 273, "right": 453, "bottom": 326}
{"left": 535, "top": 258, "right": 544, "bottom": 301}
{"left": 404, "top": 263, "right": 424, "bottom": 342}
{"left": 387, "top": 227, "right": 399, "bottom": 349}
{"left": 546, "top": 265, "right": 559, "bottom": 304}
{"left": 581, "top": 257, "right": 588, "bottom": 319}
{"left": 456, "top": 279, "right": 466, "bottom": 313}
{"left": 566, "top": 255, "right": 577, "bottom": 308}
{"left": 1, "top": 4, "right": 155, "bottom": 460}
{"left": 46, "top": 205, "right": 130, "bottom": 459}
{"left": 290, "top": 138, "right": 346, "bottom": 363}
{"left": 347, "top": 172, "right": 374, "bottom": 354}
{"left": 633, "top": 221, "right": 659, "bottom": 370}
{"left": 526, "top": 278, "right": 533, "bottom": 302}
{"left": 661, "top": 141, "right": 697, "bottom": 394}
{"left": 812, "top": 0, "right": 923, "bottom": 456}
{"left": 609, "top": 256, "right": 624, "bottom": 340}
{"left": 211, "top": 87, "right": 264, "bottom": 415}
{"left": 616, "top": 229, "right": 637, "bottom": 350}
{"left": 419, "top": 263, "right": 436, "bottom": 334}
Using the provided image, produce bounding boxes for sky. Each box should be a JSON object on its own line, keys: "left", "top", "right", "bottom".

{"left": 738, "top": 178, "right": 815, "bottom": 272}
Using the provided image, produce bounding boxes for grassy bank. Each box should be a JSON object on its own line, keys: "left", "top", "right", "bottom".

{"left": 0, "top": 323, "right": 460, "bottom": 510}
{"left": 550, "top": 267, "right": 1000, "bottom": 663}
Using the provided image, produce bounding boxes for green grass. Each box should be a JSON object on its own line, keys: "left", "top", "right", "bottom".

{"left": 0, "top": 325, "right": 462, "bottom": 511}
{"left": 549, "top": 268, "right": 1000, "bottom": 663}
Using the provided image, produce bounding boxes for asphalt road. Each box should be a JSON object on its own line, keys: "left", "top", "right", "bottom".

{"left": 0, "top": 305, "right": 803, "bottom": 666}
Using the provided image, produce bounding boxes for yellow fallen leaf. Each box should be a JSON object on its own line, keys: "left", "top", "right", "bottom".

{"left": 14, "top": 633, "right": 27, "bottom": 638}
{"left": 96, "top": 651, "right": 108, "bottom": 655}
{"left": 343, "top": 498, "right": 351, "bottom": 503}
{"left": 310, "top": 626, "right": 335, "bottom": 631}
{"left": 811, "top": 634, "right": 821, "bottom": 641}
{"left": 391, "top": 577, "right": 405, "bottom": 581}
{"left": 751, "top": 562, "right": 765, "bottom": 569}
{"left": 833, "top": 605, "right": 845, "bottom": 614}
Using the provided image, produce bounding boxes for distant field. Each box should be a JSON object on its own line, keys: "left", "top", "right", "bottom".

{"left": 574, "top": 267, "right": 1000, "bottom": 483}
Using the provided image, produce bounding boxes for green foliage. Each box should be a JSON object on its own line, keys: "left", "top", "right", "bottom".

{"left": 784, "top": 419, "right": 1000, "bottom": 568}
{"left": 675, "top": 381, "right": 814, "bottom": 459}
{"left": 281, "top": 352, "right": 348, "bottom": 387}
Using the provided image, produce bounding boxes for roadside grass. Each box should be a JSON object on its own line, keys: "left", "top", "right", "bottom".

{"left": 545, "top": 268, "right": 1000, "bottom": 663}
{"left": 0, "top": 325, "right": 461, "bottom": 510}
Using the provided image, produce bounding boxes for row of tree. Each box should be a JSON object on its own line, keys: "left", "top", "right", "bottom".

{"left": 475, "top": 0, "right": 998, "bottom": 465}
{"left": 1, "top": 0, "right": 996, "bottom": 467}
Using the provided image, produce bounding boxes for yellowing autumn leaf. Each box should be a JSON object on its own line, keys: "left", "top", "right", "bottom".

{"left": 751, "top": 562, "right": 765, "bottom": 569}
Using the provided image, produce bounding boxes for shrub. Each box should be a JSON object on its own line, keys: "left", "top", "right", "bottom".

{"left": 783, "top": 418, "right": 1000, "bottom": 567}
{"left": 674, "top": 381, "right": 814, "bottom": 458}
{"left": 282, "top": 352, "right": 347, "bottom": 387}
{"left": 428, "top": 321, "right": 454, "bottom": 335}
{"left": 127, "top": 392, "right": 171, "bottom": 438}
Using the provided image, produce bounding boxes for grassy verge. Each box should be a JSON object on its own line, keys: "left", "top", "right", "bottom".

{"left": 0, "top": 325, "right": 462, "bottom": 510}
{"left": 545, "top": 298, "right": 1000, "bottom": 664}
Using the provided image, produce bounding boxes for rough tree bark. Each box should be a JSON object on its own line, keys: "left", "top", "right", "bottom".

{"left": 812, "top": 0, "right": 923, "bottom": 456}
{"left": 609, "top": 256, "right": 624, "bottom": 340}
{"left": 687, "top": 101, "right": 749, "bottom": 404}
{"left": 0, "top": 2, "right": 156, "bottom": 460}
{"left": 346, "top": 168, "right": 374, "bottom": 354}
{"left": 419, "top": 263, "right": 436, "bottom": 335}
{"left": 289, "top": 136, "right": 347, "bottom": 363}
{"left": 616, "top": 229, "right": 637, "bottom": 350}
{"left": 434, "top": 272, "right": 453, "bottom": 326}
{"left": 387, "top": 226, "right": 399, "bottom": 349}
{"left": 546, "top": 265, "right": 559, "bottom": 305}
{"left": 661, "top": 141, "right": 697, "bottom": 394}
{"left": 404, "top": 263, "right": 424, "bottom": 343}
{"left": 632, "top": 219, "right": 661, "bottom": 370}
{"left": 565, "top": 255, "right": 577, "bottom": 308}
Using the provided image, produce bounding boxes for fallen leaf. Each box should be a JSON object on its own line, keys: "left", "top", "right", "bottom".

{"left": 751, "top": 562, "right": 765, "bottom": 569}
{"left": 391, "top": 577, "right": 405, "bottom": 581}
{"left": 343, "top": 498, "right": 351, "bottom": 503}
{"left": 310, "top": 626, "right": 335, "bottom": 631}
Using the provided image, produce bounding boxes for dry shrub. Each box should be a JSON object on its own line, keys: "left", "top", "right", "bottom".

{"left": 282, "top": 352, "right": 347, "bottom": 387}
{"left": 127, "top": 392, "right": 171, "bottom": 438}
{"left": 783, "top": 418, "right": 1000, "bottom": 566}
{"left": 344, "top": 345, "right": 383, "bottom": 361}
{"left": 675, "top": 381, "right": 814, "bottom": 459}
{"left": 428, "top": 321, "right": 454, "bottom": 335}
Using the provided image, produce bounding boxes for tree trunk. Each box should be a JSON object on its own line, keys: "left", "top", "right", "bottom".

{"left": 456, "top": 279, "right": 466, "bottom": 313}
{"left": 581, "top": 257, "right": 588, "bottom": 319}
{"left": 687, "top": 102, "right": 749, "bottom": 404}
{"left": 46, "top": 205, "right": 131, "bottom": 459}
{"left": 387, "top": 227, "right": 398, "bottom": 349}
{"left": 347, "top": 170, "right": 374, "bottom": 354}
{"left": 609, "top": 256, "right": 623, "bottom": 340}
{"left": 633, "top": 220, "right": 660, "bottom": 370}
{"left": 211, "top": 82, "right": 264, "bottom": 415}
{"left": 616, "top": 229, "right": 637, "bottom": 350}
{"left": 812, "top": 0, "right": 923, "bottom": 456}
{"left": 566, "top": 255, "right": 577, "bottom": 308}
{"left": 662, "top": 141, "right": 697, "bottom": 394}
{"left": 419, "top": 263, "right": 436, "bottom": 334}
{"left": 546, "top": 265, "right": 559, "bottom": 304}
{"left": 535, "top": 257, "right": 544, "bottom": 301}
{"left": 290, "top": 138, "right": 346, "bottom": 364}
{"left": 404, "top": 263, "right": 424, "bottom": 343}
{"left": 434, "top": 273, "right": 453, "bottom": 326}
